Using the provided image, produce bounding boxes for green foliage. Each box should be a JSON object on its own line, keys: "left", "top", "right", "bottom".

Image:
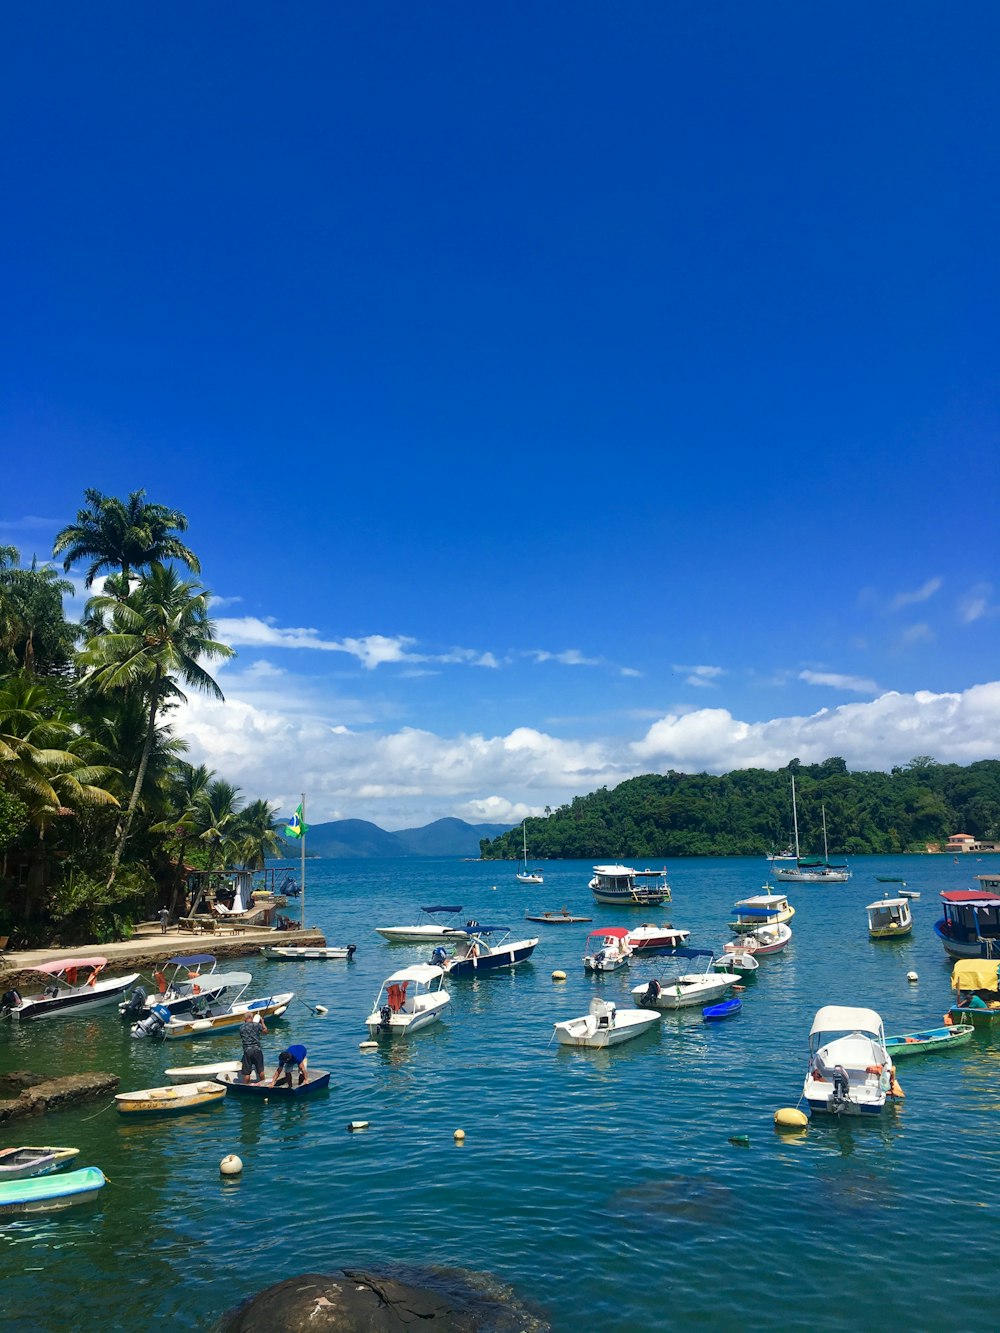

{"left": 47, "top": 867, "right": 152, "bottom": 945}
{"left": 482, "top": 758, "right": 1000, "bottom": 860}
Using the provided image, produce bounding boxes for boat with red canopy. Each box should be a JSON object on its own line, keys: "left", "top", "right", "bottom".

{"left": 934, "top": 880, "right": 1000, "bottom": 959}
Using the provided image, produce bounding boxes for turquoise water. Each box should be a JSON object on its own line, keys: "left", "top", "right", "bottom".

{"left": 2, "top": 855, "right": 999, "bottom": 1331}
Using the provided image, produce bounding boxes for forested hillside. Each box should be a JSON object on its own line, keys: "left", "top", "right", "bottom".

{"left": 482, "top": 757, "right": 1000, "bottom": 860}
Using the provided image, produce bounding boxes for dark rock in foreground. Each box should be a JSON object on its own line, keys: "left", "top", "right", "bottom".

{"left": 216, "top": 1266, "right": 549, "bottom": 1332}
{"left": 0, "top": 1071, "right": 119, "bottom": 1122}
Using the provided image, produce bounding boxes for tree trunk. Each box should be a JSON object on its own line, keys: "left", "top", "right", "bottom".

{"left": 107, "top": 669, "right": 161, "bottom": 889}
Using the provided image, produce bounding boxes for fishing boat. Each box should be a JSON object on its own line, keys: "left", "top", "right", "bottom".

{"left": 632, "top": 949, "right": 735, "bottom": 1010}
{"left": 626, "top": 924, "right": 691, "bottom": 952}
{"left": 773, "top": 779, "right": 851, "bottom": 883}
{"left": 589, "top": 864, "right": 670, "bottom": 906}
{"left": 729, "top": 891, "right": 795, "bottom": 934}
{"left": 0, "top": 958, "right": 140, "bottom": 1021}
{"left": 713, "top": 951, "right": 759, "bottom": 979}
{"left": 802, "top": 1006, "right": 895, "bottom": 1116}
{"left": 582, "top": 926, "right": 633, "bottom": 973}
{"left": 947, "top": 958, "right": 1000, "bottom": 1025}
{"left": 374, "top": 906, "right": 469, "bottom": 943}
{"left": 365, "top": 964, "right": 450, "bottom": 1037}
{"left": 552, "top": 997, "right": 661, "bottom": 1048}
{"left": 515, "top": 821, "right": 544, "bottom": 884}
{"left": 164, "top": 1060, "right": 242, "bottom": 1083}
{"left": 935, "top": 878, "right": 1000, "bottom": 958}
{"left": 260, "top": 944, "right": 357, "bottom": 960}
{"left": 428, "top": 925, "right": 538, "bottom": 976}
{"left": 0, "top": 1146, "right": 79, "bottom": 1181}
{"left": 115, "top": 1081, "right": 228, "bottom": 1115}
{"left": 130, "top": 975, "right": 293, "bottom": 1039}
{"left": 524, "top": 907, "right": 592, "bottom": 924}
{"left": 866, "top": 897, "right": 914, "bottom": 940}
{"left": 120, "top": 962, "right": 253, "bottom": 1020}
{"left": 703, "top": 998, "right": 742, "bottom": 1022}
{"left": 0, "top": 1167, "right": 106, "bottom": 1216}
{"left": 885, "top": 1024, "right": 975, "bottom": 1058}
{"left": 215, "top": 1068, "right": 332, "bottom": 1097}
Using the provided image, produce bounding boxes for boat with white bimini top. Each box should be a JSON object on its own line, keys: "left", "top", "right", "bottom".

{"left": 129, "top": 974, "right": 293, "bottom": 1039}
{"left": 1, "top": 958, "right": 140, "bottom": 1022}
{"left": 583, "top": 926, "right": 633, "bottom": 973}
{"left": 120, "top": 957, "right": 252, "bottom": 1020}
{"left": 729, "top": 891, "right": 795, "bottom": 935}
{"left": 428, "top": 925, "right": 538, "bottom": 977}
{"left": 374, "top": 906, "right": 470, "bottom": 943}
{"left": 866, "top": 897, "right": 914, "bottom": 940}
{"left": 260, "top": 944, "right": 357, "bottom": 961}
{"left": 589, "top": 864, "right": 670, "bottom": 906}
{"left": 515, "top": 821, "right": 544, "bottom": 885}
{"left": 365, "top": 964, "right": 450, "bottom": 1037}
{"left": 626, "top": 923, "right": 691, "bottom": 953}
{"left": 631, "top": 948, "right": 736, "bottom": 1010}
{"left": 553, "top": 997, "right": 661, "bottom": 1048}
{"left": 802, "top": 1006, "right": 896, "bottom": 1116}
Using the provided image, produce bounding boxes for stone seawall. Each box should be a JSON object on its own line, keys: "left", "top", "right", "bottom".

{"left": 0, "top": 1071, "right": 120, "bottom": 1123}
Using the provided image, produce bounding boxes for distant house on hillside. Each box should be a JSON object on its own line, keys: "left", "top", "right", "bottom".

{"left": 946, "top": 833, "right": 977, "bottom": 854}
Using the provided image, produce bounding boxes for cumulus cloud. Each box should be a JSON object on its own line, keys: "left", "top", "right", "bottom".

{"left": 890, "top": 577, "right": 943, "bottom": 611}
{"left": 798, "top": 670, "right": 878, "bottom": 693}
{"left": 676, "top": 664, "right": 724, "bottom": 688}
{"left": 530, "top": 649, "right": 602, "bottom": 667}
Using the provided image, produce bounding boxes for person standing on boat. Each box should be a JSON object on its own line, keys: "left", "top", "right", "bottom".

{"left": 271, "top": 1043, "right": 308, "bottom": 1088}
{"left": 239, "top": 1012, "right": 268, "bottom": 1084}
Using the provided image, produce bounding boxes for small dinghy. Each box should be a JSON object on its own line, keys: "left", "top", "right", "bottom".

{"left": 260, "top": 945, "right": 356, "bottom": 960}
{"left": 115, "top": 1081, "right": 227, "bottom": 1115}
{"left": 0, "top": 1146, "right": 79, "bottom": 1181}
{"left": 713, "top": 951, "right": 759, "bottom": 978}
{"left": 524, "top": 908, "right": 592, "bottom": 924}
{"left": 703, "top": 998, "right": 742, "bottom": 1022}
{"left": 885, "top": 1024, "right": 975, "bottom": 1058}
{"left": 0, "top": 1166, "right": 106, "bottom": 1215}
{"left": 215, "top": 1068, "right": 332, "bottom": 1097}
{"left": 553, "top": 998, "right": 661, "bottom": 1048}
{"left": 164, "top": 1060, "right": 242, "bottom": 1084}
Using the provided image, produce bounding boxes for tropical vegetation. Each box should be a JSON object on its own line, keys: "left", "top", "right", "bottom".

{"left": 0, "top": 490, "right": 282, "bottom": 945}
{"left": 481, "top": 756, "right": 1000, "bottom": 861}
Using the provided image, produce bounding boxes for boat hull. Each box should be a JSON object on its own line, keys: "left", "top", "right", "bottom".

{"left": 886, "top": 1025, "right": 975, "bottom": 1057}
{"left": 934, "top": 921, "right": 1000, "bottom": 959}
{"left": 9, "top": 974, "right": 141, "bottom": 1021}
{"left": 260, "top": 946, "right": 354, "bottom": 960}
{"left": 216, "top": 1069, "right": 331, "bottom": 1096}
{"left": 164, "top": 1060, "right": 242, "bottom": 1083}
{"left": 375, "top": 926, "right": 463, "bottom": 942}
{"left": 946, "top": 1005, "right": 1000, "bottom": 1027}
{"left": 590, "top": 886, "right": 670, "bottom": 905}
{"left": 774, "top": 868, "right": 850, "bottom": 883}
{"left": 116, "top": 1081, "right": 227, "bottom": 1115}
{"left": 525, "top": 912, "right": 592, "bottom": 924}
{"left": 158, "top": 994, "right": 293, "bottom": 1039}
{"left": 553, "top": 1009, "right": 660, "bottom": 1048}
{"left": 634, "top": 975, "right": 734, "bottom": 1010}
{"left": 442, "top": 940, "right": 537, "bottom": 976}
{"left": 0, "top": 1167, "right": 106, "bottom": 1215}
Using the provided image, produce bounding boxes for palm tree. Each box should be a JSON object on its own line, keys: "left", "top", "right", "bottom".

{"left": 189, "top": 778, "right": 243, "bottom": 914}
{"left": 52, "top": 489, "right": 201, "bottom": 589}
{"left": 151, "top": 761, "right": 215, "bottom": 918}
{"left": 232, "top": 798, "right": 284, "bottom": 870}
{"left": 79, "top": 563, "right": 234, "bottom": 886}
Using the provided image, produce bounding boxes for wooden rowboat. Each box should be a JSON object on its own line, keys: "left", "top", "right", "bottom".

{"left": 115, "top": 1081, "right": 227, "bottom": 1115}
{"left": 215, "top": 1068, "right": 332, "bottom": 1098}
{"left": 164, "top": 1060, "right": 241, "bottom": 1083}
{"left": 886, "top": 1024, "right": 975, "bottom": 1058}
{"left": 524, "top": 910, "right": 592, "bottom": 924}
{"left": 0, "top": 1167, "right": 106, "bottom": 1215}
{"left": 0, "top": 1146, "right": 78, "bottom": 1181}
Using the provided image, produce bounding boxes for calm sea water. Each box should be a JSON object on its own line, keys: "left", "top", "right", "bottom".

{"left": 1, "top": 855, "right": 998, "bottom": 1332}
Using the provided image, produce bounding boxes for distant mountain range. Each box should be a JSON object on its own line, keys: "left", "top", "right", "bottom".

{"left": 292, "top": 816, "right": 514, "bottom": 859}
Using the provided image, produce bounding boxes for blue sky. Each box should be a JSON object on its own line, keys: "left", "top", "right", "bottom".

{"left": 3, "top": 4, "right": 998, "bottom": 828}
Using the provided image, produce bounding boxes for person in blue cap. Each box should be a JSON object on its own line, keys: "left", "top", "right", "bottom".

{"left": 271, "top": 1043, "right": 308, "bottom": 1088}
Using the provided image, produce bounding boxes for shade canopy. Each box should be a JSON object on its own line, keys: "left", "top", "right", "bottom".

{"left": 941, "top": 891, "right": 1000, "bottom": 905}
{"left": 951, "top": 959, "right": 1000, "bottom": 992}
{"left": 809, "top": 1006, "right": 883, "bottom": 1036}
{"left": 164, "top": 954, "right": 216, "bottom": 969}
{"left": 421, "top": 906, "right": 462, "bottom": 914}
{"left": 384, "top": 964, "right": 445, "bottom": 984}
{"left": 33, "top": 957, "right": 107, "bottom": 975}
{"left": 586, "top": 927, "right": 630, "bottom": 939}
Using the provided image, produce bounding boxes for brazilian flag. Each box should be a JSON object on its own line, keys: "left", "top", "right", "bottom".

{"left": 284, "top": 804, "right": 308, "bottom": 839}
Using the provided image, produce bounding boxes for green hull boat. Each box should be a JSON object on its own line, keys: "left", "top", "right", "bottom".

{"left": 886, "top": 1024, "right": 975, "bottom": 1057}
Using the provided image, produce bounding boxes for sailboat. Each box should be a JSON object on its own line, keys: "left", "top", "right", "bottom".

{"left": 773, "top": 778, "right": 851, "bottom": 884}
{"left": 515, "top": 821, "right": 543, "bottom": 885}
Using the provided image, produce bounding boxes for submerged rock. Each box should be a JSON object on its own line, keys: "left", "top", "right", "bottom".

{"left": 216, "top": 1266, "right": 549, "bottom": 1332}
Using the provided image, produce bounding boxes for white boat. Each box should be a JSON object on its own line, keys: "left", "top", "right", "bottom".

{"left": 428, "top": 925, "right": 539, "bottom": 976}
{"left": 115, "top": 1081, "right": 228, "bottom": 1115}
{"left": 130, "top": 974, "right": 293, "bottom": 1039}
{"left": 713, "top": 951, "right": 759, "bottom": 978}
{"left": 727, "top": 922, "right": 793, "bottom": 955}
{"left": 0, "top": 957, "right": 140, "bottom": 1021}
{"left": 260, "top": 944, "right": 357, "bottom": 960}
{"left": 866, "top": 897, "right": 914, "bottom": 940}
{"left": 626, "top": 923, "right": 691, "bottom": 952}
{"left": 365, "top": 964, "right": 450, "bottom": 1037}
{"left": 589, "top": 864, "right": 670, "bottom": 906}
{"left": 120, "top": 958, "right": 252, "bottom": 1019}
{"left": 631, "top": 949, "right": 735, "bottom": 1010}
{"left": 515, "top": 821, "right": 544, "bottom": 884}
{"left": 729, "top": 891, "right": 795, "bottom": 934}
{"left": 802, "top": 1006, "right": 893, "bottom": 1116}
{"left": 582, "top": 927, "right": 633, "bottom": 973}
{"left": 374, "top": 906, "right": 470, "bottom": 943}
{"left": 553, "top": 997, "right": 661, "bottom": 1048}
{"left": 164, "top": 1060, "right": 242, "bottom": 1084}
{"left": 773, "top": 780, "right": 851, "bottom": 883}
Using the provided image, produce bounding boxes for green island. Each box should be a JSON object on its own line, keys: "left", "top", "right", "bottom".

{"left": 0, "top": 489, "right": 286, "bottom": 948}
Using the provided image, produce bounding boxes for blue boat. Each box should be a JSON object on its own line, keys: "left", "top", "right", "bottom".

{"left": 429, "top": 925, "right": 539, "bottom": 977}
{"left": 0, "top": 1166, "right": 106, "bottom": 1216}
{"left": 703, "top": 998, "right": 742, "bottom": 1022}
{"left": 215, "top": 1069, "right": 332, "bottom": 1098}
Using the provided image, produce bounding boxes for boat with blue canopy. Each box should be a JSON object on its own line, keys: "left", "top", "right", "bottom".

{"left": 428, "top": 925, "right": 538, "bottom": 976}
{"left": 729, "top": 891, "right": 795, "bottom": 935}
{"left": 375, "top": 906, "right": 470, "bottom": 942}
{"left": 632, "top": 948, "right": 736, "bottom": 1010}
{"left": 120, "top": 955, "right": 248, "bottom": 1019}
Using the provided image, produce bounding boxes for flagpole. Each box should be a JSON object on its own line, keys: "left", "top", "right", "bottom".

{"left": 300, "top": 792, "right": 306, "bottom": 929}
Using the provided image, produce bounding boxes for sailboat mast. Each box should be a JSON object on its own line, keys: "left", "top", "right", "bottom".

{"left": 300, "top": 792, "right": 306, "bottom": 929}
{"left": 791, "top": 776, "right": 800, "bottom": 860}
{"left": 522, "top": 819, "right": 528, "bottom": 870}
{"left": 822, "top": 804, "right": 829, "bottom": 866}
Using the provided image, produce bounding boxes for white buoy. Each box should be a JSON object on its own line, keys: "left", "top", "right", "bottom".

{"left": 347, "top": 1120, "right": 369, "bottom": 1132}
{"left": 907, "top": 971, "right": 919, "bottom": 983}
{"left": 551, "top": 970, "right": 567, "bottom": 982}
{"left": 359, "top": 1040, "right": 378, "bottom": 1051}
{"left": 314, "top": 1004, "right": 329, "bottom": 1014}
{"left": 454, "top": 1128, "right": 466, "bottom": 1142}
{"left": 220, "top": 1154, "right": 243, "bottom": 1176}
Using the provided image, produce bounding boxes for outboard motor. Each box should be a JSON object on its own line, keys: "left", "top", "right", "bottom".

{"left": 0, "top": 988, "right": 22, "bottom": 1016}
{"left": 378, "top": 1004, "right": 393, "bottom": 1032}
{"left": 644, "top": 979, "right": 661, "bottom": 1003}
{"left": 830, "top": 1064, "right": 851, "bottom": 1113}
{"left": 120, "top": 985, "right": 148, "bottom": 1020}
{"left": 131, "top": 1002, "right": 170, "bottom": 1040}
{"left": 430, "top": 945, "right": 448, "bottom": 968}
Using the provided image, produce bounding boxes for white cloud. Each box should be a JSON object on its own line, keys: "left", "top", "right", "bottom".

{"left": 798, "top": 670, "right": 878, "bottom": 693}
{"left": 530, "top": 649, "right": 603, "bottom": 667}
{"left": 900, "top": 623, "right": 934, "bottom": 645}
{"left": 676, "top": 664, "right": 725, "bottom": 688}
{"left": 890, "top": 577, "right": 943, "bottom": 610}
{"left": 214, "top": 619, "right": 496, "bottom": 671}
{"left": 958, "top": 584, "right": 999, "bottom": 625}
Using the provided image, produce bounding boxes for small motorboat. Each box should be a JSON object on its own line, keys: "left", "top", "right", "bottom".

{"left": 876, "top": 876, "right": 907, "bottom": 884}
{"left": 0, "top": 1146, "right": 79, "bottom": 1181}
{"left": 115, "top": 1081, "right": 228, "bottom": 1115}
{"left": 428, "top": 925, "right": 538, "bottom": 977}
{"left": 703, "top": 997, "right": 742, "bottom": 1022}
{"left": 583, "top": 927, "right": 633, "bottom": 973}
{"left": 899, "top": 890, "right": 920, "bottom": 900}
{"left": 164, "top": 1060, "right": 242, "bottom": 1084}
{"left": 215, "top": 1068, "right": 332, "bottom": 1097}
{"left": 713, "top": 951, "right": 759, "bottom": 979}
{"left": 626, "top": 923, "right": 691, "bottom": 952}
{"left": 947, "top": 958, "right": 1000, "bottom": 1026}
{"left": 0, "top": 1166, "right": 106, "bottom": 1216}
{"left": 885, "top": 1024, "right": 975, "bottom": 1058}
{"left": 130, "top": 975, "right": 293, "bottom": 1040}
{"left": 729, "top": 891, "right": 795, "bottom": 935}
{"left": 631, "top": 949, "right": 735, "bottom": 1010}
{"left": 374, "top": 906, "right": 469, "bottom": 942}
{"left": 866, "top": 897, "right": 914, "bottom": 940}
{"left": 0, "top": 957, "right": 140, "bottom": 1022}
{"left": 524, "top": 908, "right": 592, "bottom": 924}
{"left": 260, "top": 944, "right": 357, "bottom": 960}
{"left": 553, "top": 998, "right": 660, "bottom": 1048}
{"left": 803, "top": 1006, "right": 896, "bottom": 1116}
{"left": 120, "top": 958, "right": 252, "bottom": 1020}
{"left": 737, "top": 922, "right": 792, "bottom": 955}
{"left": 365, "top": 964, "right": 450, "bottom": 1037}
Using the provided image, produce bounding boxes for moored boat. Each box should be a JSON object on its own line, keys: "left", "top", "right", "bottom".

{"left": 802, "top": 1006, "right": 895, "bottom": 1116}
{"left": 935, "top": 879, "right": 1000, "bottom": 958}
{"left": 703, "top": 997, "right": 742, "bottom": 1022}
{"left": 729, "top": 891, "right": 795, "bottom": 935}
{"left": 626, "top": 923, "right": 691, "bottom": 952}
{"left": 0, "top": 1147, "right": 79, "bottom": 1181}
{"left": 632, "top": 948, "right": 735, "bottom": 1010}
{"left": 525, "top": 908, "right": 592, "bottom": 924}
{"left": 515, "top": 821, "right": 544, "bottom": 884}
{"left": 260, "top": 944, "right": 357, "bottom": 960}
{"left": 374, "top": 906, "right": 469, "bottom": 943}
{"left": 164, "top": 1060, "right": 242, "bottom": 1083}
{"left": 365, "top": 964, "right": 450, "bottom": 1037}
{"left": 589, "top": 864, "right": 670, "bottom": 906}
{"left": 0, "top": 958, "right": 140, "bottom": 1022}
{"left": 131, "top": 976, "right": 293, "bottom": 1040}
{"left": 947, "top": 958, "right": 1000, "bottom": 1025}
{"left": 115, "top": 1081, "right": 228, "bottom": 1115}
{"left": 553, "top": 997, "right": 660, "bottom": 1048}
{"left": 582, "top": 926, "right": 632, "bottom": 973}
{"left": 428, "top": 925, "right": 538, "bottom": 976}
{"left": 215, "top": 1068, "right": 331, "bottom": 1097}
{"left": 885, "top": 1024, "right": 975, "bottom": 1058}
{"left": 772, "top": 781, "right": 851, "bottom": 883}
{"left": 120, "top": 960, "right": 253, "bottom": 1020}
{"left": 866, "top": 897, "right": 913, "bottom": 940}
{"left": 742, "top": 922, "right": 792, "bottom": 955}
{"left": 0, "top": 1166, "right": 106, "bottom": 1215}
{"left": 713, "top": 951, "right": 759, "bottom": 979}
